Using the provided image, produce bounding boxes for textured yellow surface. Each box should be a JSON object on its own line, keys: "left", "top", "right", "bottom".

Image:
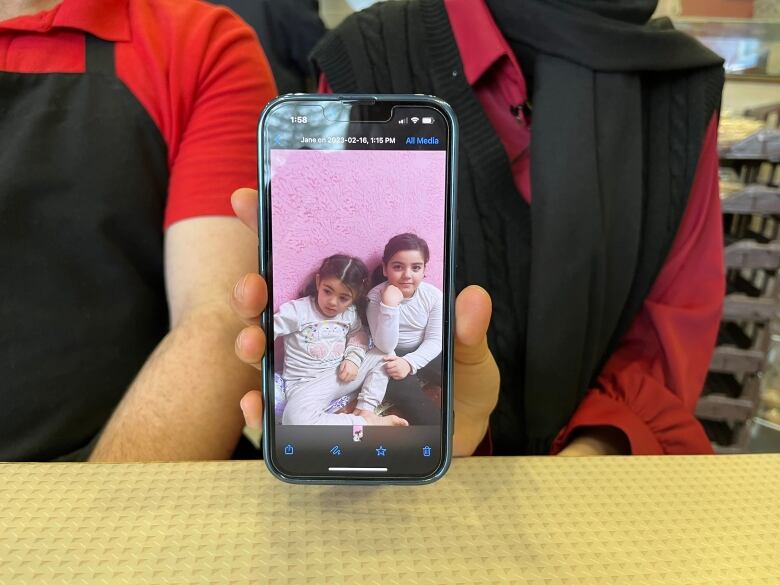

{"left": 0, "top": 456, "right": 778, "bottom": 584}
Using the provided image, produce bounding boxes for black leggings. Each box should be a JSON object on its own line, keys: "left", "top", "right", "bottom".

{"left": 384, "top": 354, "right": 442, "bottom": 425}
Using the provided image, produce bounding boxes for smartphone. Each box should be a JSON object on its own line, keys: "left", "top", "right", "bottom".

{"left": 257, "top": 95, "right": 457, "bottom": 484}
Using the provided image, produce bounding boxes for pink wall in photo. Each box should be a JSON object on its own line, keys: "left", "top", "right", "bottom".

{"left": 270, "top": 149, "right": 447, "bottom": 309}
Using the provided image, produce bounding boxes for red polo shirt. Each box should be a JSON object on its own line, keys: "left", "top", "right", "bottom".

{"left": 0, "top": 0, "right": 276, "bottom": 230}
{"left": 449, "top": 0, "right": 722, "bottom": 455}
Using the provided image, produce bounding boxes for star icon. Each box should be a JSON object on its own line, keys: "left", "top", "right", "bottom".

{"left": 376, "top": 445, "right": 387, "bottom": 456}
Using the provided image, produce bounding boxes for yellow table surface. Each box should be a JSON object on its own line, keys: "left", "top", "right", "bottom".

{"left": 0, "top": 456, "right": 778, "bottom": 584}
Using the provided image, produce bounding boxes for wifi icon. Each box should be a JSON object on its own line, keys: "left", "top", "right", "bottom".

{"left": 411, "top": 117, "right": 420, "bottom": 124}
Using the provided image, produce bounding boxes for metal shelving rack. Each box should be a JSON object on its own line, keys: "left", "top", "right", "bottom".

{"left": 698, "top": 104, "right": 780, "bottom": 453}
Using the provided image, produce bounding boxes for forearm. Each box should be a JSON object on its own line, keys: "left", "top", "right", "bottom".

{"left": 344, "top": 328, "right": 369, "bottom": 365}
{"left": 89, "top": 303, "right": 257, "bottom": 462}
{"left": 557, "top": 426, "right": 630, "bottom": 456}
{"left": 406, "top": 295, "right": 443, "bottom": 372}
{"left": 368, "top": 302, "right": 399, "bottom": 353}
{"left": 403, "top": 338, "right": 442, "bottom": 373}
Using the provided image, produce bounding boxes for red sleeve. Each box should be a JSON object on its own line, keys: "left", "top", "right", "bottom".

{"left": 162, "top": 7, "right": 277, "bottom": 229}
{"left": 472, "top": 428, "right": 493, "bottom": 456}
{"left": 318, "top": 75, "right": 331, "bottom": 93}
{"left": 551, "top": 115, "right": 723, "bottom": 455}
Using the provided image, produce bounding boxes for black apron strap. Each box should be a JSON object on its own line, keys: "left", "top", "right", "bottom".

{"left": 85, "top": 35, "right": 115, "bottom": 76}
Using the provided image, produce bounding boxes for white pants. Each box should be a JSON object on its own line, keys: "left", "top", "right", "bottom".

{"left": 282, "top": 349, "right": 389, "bottom": 425}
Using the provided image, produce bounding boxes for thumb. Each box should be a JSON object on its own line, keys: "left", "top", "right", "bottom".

{"left": 454, "top": 285, "right": 492, "bottom": 361}
{"left": 239, "top": 390, "right": 263, "bottom": 430}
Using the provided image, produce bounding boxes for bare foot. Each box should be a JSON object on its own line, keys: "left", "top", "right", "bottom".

{"left": 354, "top": 408, "right": 409, "bottom": 426}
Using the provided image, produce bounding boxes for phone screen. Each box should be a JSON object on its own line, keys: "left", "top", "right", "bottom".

{"left": 260, "top": 97, "right": 455, "bottom": 482}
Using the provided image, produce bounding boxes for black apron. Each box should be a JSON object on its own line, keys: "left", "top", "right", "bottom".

{"left": 0, "top": 36, "right": 169, "bottom": 461}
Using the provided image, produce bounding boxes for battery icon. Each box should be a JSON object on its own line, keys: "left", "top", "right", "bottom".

{"left": 422, "top": 117, "right": 434, "bottom": 124}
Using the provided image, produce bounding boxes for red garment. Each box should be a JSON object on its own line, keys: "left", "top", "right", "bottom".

{"left": 0, "top": 0, "right": 276, "bottom": 230}
{"left": 445, "top": 0, "right": 722, "bottom": 455}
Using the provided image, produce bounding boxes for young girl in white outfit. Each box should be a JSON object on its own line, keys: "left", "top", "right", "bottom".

{"left": 366, "top": 234, "right": 443, "bottom": 424}
{"left": 274, "top": 254, "right": 408, "bottom": 426}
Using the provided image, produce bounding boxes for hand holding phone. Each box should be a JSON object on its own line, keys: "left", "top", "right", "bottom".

{"left": 229, "top": 186, "right": 499, "bottom": 461}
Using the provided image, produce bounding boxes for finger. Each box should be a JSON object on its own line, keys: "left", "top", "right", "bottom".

{"left": 231, "top": 188, "right": 259, "bottom": 234}
{"left": 455, "top": 285, "right": 492, "bottom": 347}
{"left": 454, "top": 286, "right": 493, "bottom": 365}
{"left": 239, "top": 390, "right": 263, "bottom": 429}
{"left": 235, "top": 325, "right": 266, "bottom": 370}
{"left": 230, "top": 273, "right": 268, "bottom": 326}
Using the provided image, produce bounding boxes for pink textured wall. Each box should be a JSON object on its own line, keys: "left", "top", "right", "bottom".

{"left": 270, "top": 149, "right": 447, "bottom": 309}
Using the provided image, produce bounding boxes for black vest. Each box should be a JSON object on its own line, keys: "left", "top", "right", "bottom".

{"left": 312, "top": 0, "right": 724, "bottom": 454}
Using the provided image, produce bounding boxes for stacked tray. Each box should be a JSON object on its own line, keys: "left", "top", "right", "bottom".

{"left": 702, "top": 109, "right": 780, "bottom": 453}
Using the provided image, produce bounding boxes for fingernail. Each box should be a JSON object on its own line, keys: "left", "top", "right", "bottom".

{"left": 234, "top": 274, "right": 248, "bottom": 301}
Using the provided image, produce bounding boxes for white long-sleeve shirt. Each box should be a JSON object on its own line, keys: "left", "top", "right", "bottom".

{"left": 366, "top": 281, "right": 443, "bottom": 373}
{"left": 274, "top": 297, "right": 367, "bottom": 381}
